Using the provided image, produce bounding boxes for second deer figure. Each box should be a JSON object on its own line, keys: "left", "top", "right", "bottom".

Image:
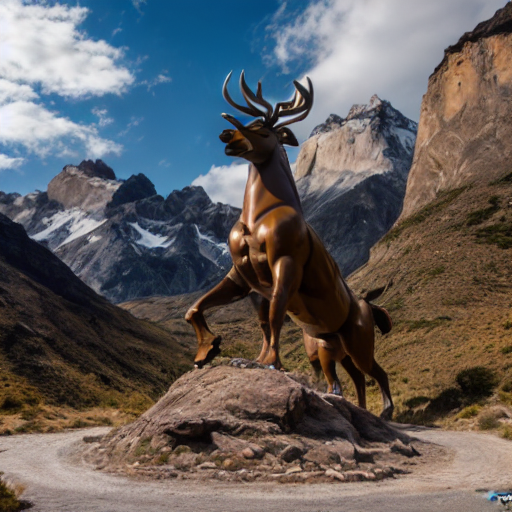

{"left": 185, "top": 71, "right": 394, "bottom": 419}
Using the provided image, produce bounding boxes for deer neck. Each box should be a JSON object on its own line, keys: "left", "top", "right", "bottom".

{"left": 241, "top": 145, "right": 303, "bottom": 230}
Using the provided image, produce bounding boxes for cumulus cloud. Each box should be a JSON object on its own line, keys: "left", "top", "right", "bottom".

{"left": 265, "top": 0, "right": 505, "bottom": 139}
{"left": 192, "top": 162, "right": 249, "bottom": 208}
{"left": 0, "top": 0, "right": 133, "bottom": 169}
{"left": 0, "top": 153, "right": 24, "bottom": 171}
{"left": 0, "top": 100, "right": 122, "bottom": 159}
{"left": 0, "top": 0, "right": 134, "bottom": 98}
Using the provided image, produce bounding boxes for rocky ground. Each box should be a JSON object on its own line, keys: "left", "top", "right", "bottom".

{"left": 83, "top": 363, "right": 432, "bottom": 484}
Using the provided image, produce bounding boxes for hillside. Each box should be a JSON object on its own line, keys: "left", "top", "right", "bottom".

{"left": 0, "top": 213, "right": 192, "bottom": 434}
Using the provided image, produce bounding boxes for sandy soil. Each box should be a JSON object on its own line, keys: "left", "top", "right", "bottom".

{"left": 0, "top": 425, "right": 511, "bottom": 512}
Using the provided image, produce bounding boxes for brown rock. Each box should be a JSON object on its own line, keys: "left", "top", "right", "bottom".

{"left": 241, "top": 447, "right": 255, "bottom": 459}
{"left": 280, "top": 444, "right": 304, "bottom": 463}
{"left": 400, "top": 3, "right": 512, "bottom": 219}
{"left": 325, "top": 468, "right": 345, "bottom": 481}
{"left": 91, "top": 366, "right": 412, "bottom": 474}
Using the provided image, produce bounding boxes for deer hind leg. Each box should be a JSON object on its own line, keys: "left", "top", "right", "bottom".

{"left": 303, "top": 332, "right": 342, "bottom": 394}
{"left": 367, "top": 360, "right": 394, "bottom": 420}
{"left": 341, "top": 355, "right": 366, "bottom": 409}
{"left": 185, "top": 267, "right": 249, "bottom": 368}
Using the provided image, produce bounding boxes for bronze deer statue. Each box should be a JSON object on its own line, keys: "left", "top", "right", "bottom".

{"left": 185, "top": 71, "right": 394, "bottom": 419}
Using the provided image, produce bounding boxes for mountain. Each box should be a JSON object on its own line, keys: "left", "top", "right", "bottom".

{"left": 400, "top": 2, "right": 512, "bottom": 218}
{"left": 0, "top": 160, "right": 239, "bottom": 303}
{"left": 296, "top": 95, "right": 417, "bottom": 275}
{"left": 347, "top": 4, "right": 512, "bottom": 425}
{"left": 0, "top": 212, "right": 191, "bottom": 416}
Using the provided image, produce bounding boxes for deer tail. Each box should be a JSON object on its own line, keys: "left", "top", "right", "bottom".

{"left": 370, "top": 304, "right": 392, "bottom": 334}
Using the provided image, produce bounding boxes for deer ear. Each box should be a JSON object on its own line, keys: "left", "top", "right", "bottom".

{"left": 276, "top": 127, "right": 299, "bottom": 147}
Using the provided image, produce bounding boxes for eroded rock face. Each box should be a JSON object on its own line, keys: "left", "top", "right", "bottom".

{"left": 400, "top": 3, "right": 512, "bottom": 219}
{"left": 87, "top": 365, "right": 420, "bottom": 483}
{"left": 48, "top": 161, "right": 120, "bottom": 213}
{"left": 296, "top": 96, "right": 417, "bottom": 276}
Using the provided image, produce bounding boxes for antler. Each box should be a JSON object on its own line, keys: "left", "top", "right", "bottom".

{"left": 271, "top": 77, "right": 314, "bottom": 129}
{"left": 223, "top": 71, "right": 268, "bottom": 118}
{"left": 222, "top": 71, "right": 313, "bottom": 128}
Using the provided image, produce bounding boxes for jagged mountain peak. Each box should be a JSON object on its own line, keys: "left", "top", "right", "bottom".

{"left": 107, "top": 173, "right": 157, "bottom": 210}
{"left": 75, "top": 159, "right": 116, "bottom": 180}
{"left": 0, "top": 162, "right": 240, "bottom": 303}
{"left": 310, "top": 95, "right": 417, "bottom": 138}
{"left": 48, "top": 161, "right": 121, "bottom": 213}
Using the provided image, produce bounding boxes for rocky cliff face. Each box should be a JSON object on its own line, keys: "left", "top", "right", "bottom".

{"left": 400, "top": 2, "right": 512, "bottom": 219}
{"left": 296, "top": 96, "right": 417, "bottom": 276}
{"left": 47, "top": 160, "right": 120, "bottom": 212}
{"left": 0, "top": 161, "right": 240, "bottom": 303}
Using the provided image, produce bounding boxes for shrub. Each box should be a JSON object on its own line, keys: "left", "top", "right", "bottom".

{"left": 457, "top": 405, "right": 481, "bottom": 419}
{"left": 0, "top": 473, "right": 30, "bottom": 511}
{"left": 455, "top": 366, "right": 498, "bottom": 399}
{"left": 501, "top": 425, "right": 512, "bottom": 440}
{"left": 478, "top": 413, "right": 501, "bottom": 430}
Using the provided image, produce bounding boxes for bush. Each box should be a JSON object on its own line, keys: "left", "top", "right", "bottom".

{"left": 455, "top": 366, "right": 498, "bottom": 399}
{"left": 0, "top": 474, "right": 30, "bottom": 511}
{"left": 478, "top": 413, "right": 501, "bottom": 430}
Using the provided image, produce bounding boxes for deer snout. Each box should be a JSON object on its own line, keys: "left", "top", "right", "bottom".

{"left": 219, "top": 129, "right": 234, "bottom": 143}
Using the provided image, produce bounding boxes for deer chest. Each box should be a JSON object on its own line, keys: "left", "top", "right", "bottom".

{"left": 228, "top": 220, "right": 273, "bottom": 290}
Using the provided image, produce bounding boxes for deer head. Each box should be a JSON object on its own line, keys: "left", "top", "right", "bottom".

{"left": 220, "top": 71, "right": 313, "bottom": 164}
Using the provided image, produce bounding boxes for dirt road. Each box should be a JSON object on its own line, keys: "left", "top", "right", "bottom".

{"left": 1, "top": 426, "right": 511, "bottom": 512}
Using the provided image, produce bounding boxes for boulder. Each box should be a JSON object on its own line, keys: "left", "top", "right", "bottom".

{"left": 87, "top": 365, "right": 422, "bottom": 482}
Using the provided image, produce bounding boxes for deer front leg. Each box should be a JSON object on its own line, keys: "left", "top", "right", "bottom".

{"left": 248, "top": 294, "right": 271, "bottom": 364}
{"left": 185, "top": 267, "right": 250, "bottom": 368}
{"left": 261, "top": 256, "right": 301, "bottom": 369}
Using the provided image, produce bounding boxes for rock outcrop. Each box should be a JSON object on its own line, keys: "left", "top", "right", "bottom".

{"left": 88, "top": 364, "right": 422, "bottom": 482}
{"left": 47, "top": 161, "right": 120, "bottom": 213}
{"left": 296, "top": 96, "right": 417, "bottom": 275}
{"left": 400, "top": 2, "right": 512, "bottom": 219}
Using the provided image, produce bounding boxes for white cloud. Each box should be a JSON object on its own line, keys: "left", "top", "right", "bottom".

{"left": 92, "top": 107, "right": 114, "bottom": 127}
{"left": 118, "top": 116, "right": 144, "bottom": 137}
{"left": 0, "top": 100, "right": 122, "bottom": 159}
{"left": 132, "top": 0, "right": 147, "bottom": 14}
{"left": 0, "top": 1, "right": 131, "bottom": 166}
{"left": 0, "top": 0, "right": 134, "bottom": 98}
{"left": 139, "top": 73, "right": 172, "bottom": 92}
{"left": 265, "top": 0, "right": 506, "bottom": 139}
{"left": 192, "top": 162, "right": 248, "bottom": 208}
{"left": 158, "top": 159, "right": 171, "bottom": 168}
{"left": 0, "top": 153, "right": 24, "bottom": 171}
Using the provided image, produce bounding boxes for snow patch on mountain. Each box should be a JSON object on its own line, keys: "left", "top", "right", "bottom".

{"left": 129, "top": 222, "right": 175, "bottom": 249}
{"left": 32, "top": 209, "right": 107, "bottom": 249}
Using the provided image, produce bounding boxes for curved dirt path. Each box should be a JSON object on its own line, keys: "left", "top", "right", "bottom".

{"left": 0, "top": 426, "right": 511, "bottom": 512}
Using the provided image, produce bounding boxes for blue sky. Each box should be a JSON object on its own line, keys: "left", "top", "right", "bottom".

{"left": 0, "top": 0, "right": 506, "bottom": 206}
